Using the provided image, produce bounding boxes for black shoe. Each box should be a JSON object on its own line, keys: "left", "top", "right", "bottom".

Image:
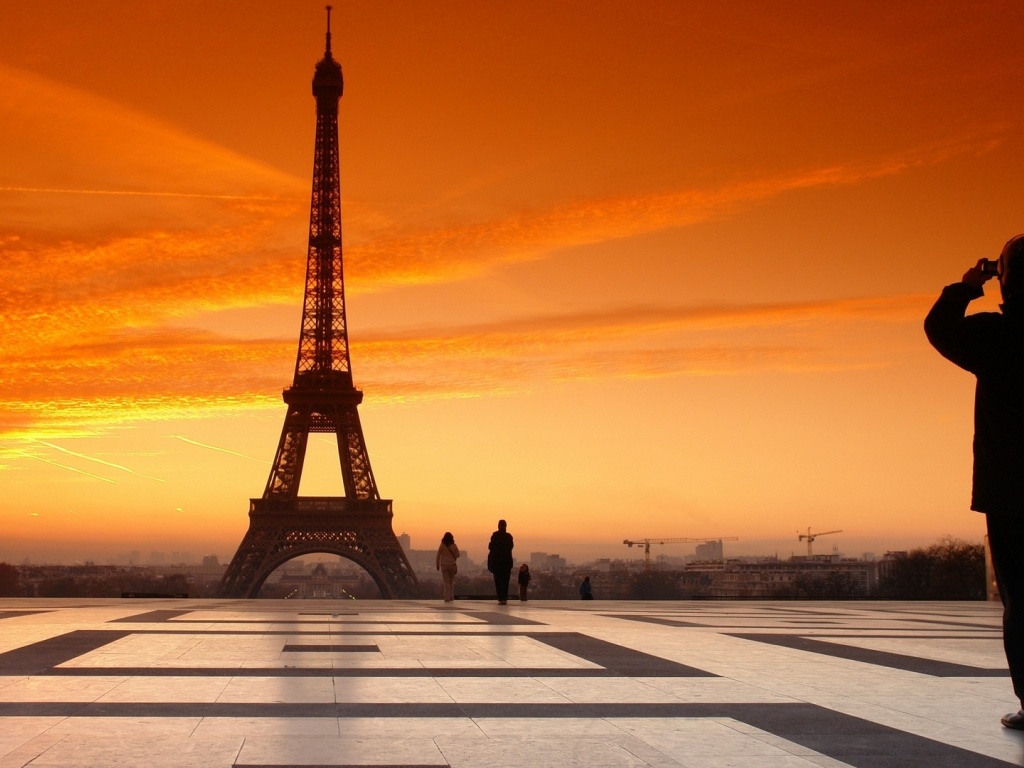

{"left": 498, "top": 600, "right": 506, "bottom": 605}
{"left": 1001, "top": 711, "right": 1024, "bottom": 729}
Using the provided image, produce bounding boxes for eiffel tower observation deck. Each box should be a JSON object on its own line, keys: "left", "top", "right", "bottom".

{"left": 218, "top": 8, "right": 418, "bottom": 599}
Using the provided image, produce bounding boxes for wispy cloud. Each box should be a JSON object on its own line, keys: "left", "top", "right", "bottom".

{"left": 343, "top": 134, "right": 1003, "bottom": 289}
{"left": 1, "top": 57, "right": 997, "bottom": 339}
{"left": 0, "top": 294, "right": 931, "bottom": 439}
{"left": 7, "top": 448, "right": 118, "bottom": 484}
{"left": 33, "top": 439, "right": 166, "bottom": 482}
{"left": 170, "top": 435, "right": 266, "bottom": 463}
{"left": 352, "top": 294, "right": 931, "bottom": 395}
{"left": 0, "top": 61, "right": 973, "bottom": 442}
{"left": 0, "top": 185, "right": 281, "bottom": 201}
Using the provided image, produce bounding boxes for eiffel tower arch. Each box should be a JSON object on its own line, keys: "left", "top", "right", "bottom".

{"left": 218, "top": 9, "right": 417, "bottom": 599}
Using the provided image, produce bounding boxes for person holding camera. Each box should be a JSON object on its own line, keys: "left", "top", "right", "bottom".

{"left": 925, "top": 234, "right": 1024, "bottom": 729}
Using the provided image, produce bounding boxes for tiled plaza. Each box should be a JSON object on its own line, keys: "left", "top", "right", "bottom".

{"left": 0, "top": 598, "right": 1021, "bottom": 767}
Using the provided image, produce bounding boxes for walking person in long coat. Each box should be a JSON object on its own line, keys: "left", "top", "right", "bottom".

{"left": 487, "top": 519, "right": 514, "bottom": 605}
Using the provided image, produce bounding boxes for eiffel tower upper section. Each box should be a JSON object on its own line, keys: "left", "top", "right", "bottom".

{"left": 294, "top": 5, "right": 351, "bottom": 391}
{"left": 257, "top": 6, "right": 380, "bottom": 504}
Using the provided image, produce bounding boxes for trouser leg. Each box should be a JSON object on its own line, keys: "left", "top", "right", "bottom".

{"left": 441, "top": 567, "right": 455, "bottom": 601}
{"left": 987, "top": 514, "right": 1024, "bottom": 707}
{"left": 493, "top": 570, "right": 511, "bottom": 601}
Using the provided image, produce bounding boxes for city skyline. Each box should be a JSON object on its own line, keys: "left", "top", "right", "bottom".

{"left": 4, "top": 1, "right": 1024, "bottom": 568}
{"left": 12, "top": 534, "right": 879, "bottom": 570}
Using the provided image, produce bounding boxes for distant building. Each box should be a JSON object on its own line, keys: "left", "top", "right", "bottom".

{"left": 404, "top": 548, "right": 436, "bottom": 575}
{"left": 877, "top": 551, "right": 908, "bottom": 583}
{"left": 687, "top": 557, "right": 877, "bottom": 598}
{"left": 530, "top": 552, "right": 567, "bottom": 571}
{"left": 694, "top": 540, "right": 724, "bottom": 562}
{"left": 276, "top": 562, "right": 362, "bottom": 599}
{"left": 654, "top": 554, "right": 687, "bottom": 569}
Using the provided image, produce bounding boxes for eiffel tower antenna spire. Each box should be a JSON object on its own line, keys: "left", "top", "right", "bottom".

{"left": 218, "top": 14, "right": 417, "bottom": 599}
{"left": 325, "top": 5, "right": 333, "bottom": 56}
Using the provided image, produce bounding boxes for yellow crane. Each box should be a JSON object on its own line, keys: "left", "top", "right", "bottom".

{"left": 623, "top": 537, "right": 739, "bottom": 571}
{"left": 797, "top": 527, "right": 842, "bottom": 557}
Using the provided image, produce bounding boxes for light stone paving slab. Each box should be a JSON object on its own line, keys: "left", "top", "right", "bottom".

{"left": 43, "top": 715, "right": 202, "bottom": 734}
{"left": 215, "top": 676, "right": 337, "bottom": 703}
{"left": 192, "top": 715, "right": 343, "bottom": 738}
{"left": 0, "top": 676, "right": 125, "bottom": 702}
{"left": 13, "top": 734, "right": 243, "bottom": 768}
{"left": 329, "top": 716, "right": 486, "bottom": 739}
{"left": 611, "top": 718, "right": 805, "bottom": 757}
{"left": 239, "top": 735, "right": 448, "bottom": 766}
{"left": 820, "top": 636, "right": 1006, "bottom": 666}
{"left": 434, "top": 735, "right": 662, "bottom": 768}
{"left": 0, "top": 598, "right": 1019, "bottom": 768}
{"left": 435, "top": 676, "right": 575, "bottom": 703}
{"left": 536, "top": 676, "right": 687, "bottom": 703}
{"left": 92, "top": 675, "right": 232, "bottom": 703}
{"left": 331, "top": 676, "right": 451, "bottom": 703}
{"left": 0, "top": 718, "right": 66, "bottom": 755}
{"left": 638, "top": 678, "right": 797, "bottom": 704}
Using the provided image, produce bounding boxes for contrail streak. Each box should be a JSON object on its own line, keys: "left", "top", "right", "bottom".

{"left": 170, "top": 435, "right": 266, "bottom": 462}
{"left": 11, "top": 449, "right": 117, "bottom": 484}
{"left": 34, "top": 440, "right": 167, "bottom": 482}
{"left": 0, "top": 185, "right": 282, "bottom": 201}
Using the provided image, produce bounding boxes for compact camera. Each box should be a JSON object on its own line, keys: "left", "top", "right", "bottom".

{"left": 980, "top": 259, "right": 1000, "bottom": 276}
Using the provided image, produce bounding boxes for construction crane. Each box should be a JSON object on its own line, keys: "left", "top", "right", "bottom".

{"left": 623, "top": 537, "right": 739, "bottom": 571}
{"left": 797, "top": 527, "right": 842, "bottom": 557}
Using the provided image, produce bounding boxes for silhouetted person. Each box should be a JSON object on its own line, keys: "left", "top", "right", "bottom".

{"left": 436, "top": 531, "right": 460, "bottom": 603}
{"left": 517, "top": 563, "right": 531, "bottom": 602}
{"left": 579, "top": 575, "right": 593, "bottom": 600}
{"left": 925, "top": 234, "right": 1024, "bottom": 730}
{"left": 487, "top": 519, "right": 514, "bottom": 605}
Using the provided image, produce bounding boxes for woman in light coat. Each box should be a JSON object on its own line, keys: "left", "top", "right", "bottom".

{"left": 436, "top": 532, "right": 460, "bottom": 602}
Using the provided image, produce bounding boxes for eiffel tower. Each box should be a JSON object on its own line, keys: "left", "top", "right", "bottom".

{"left": 218, "top": 8, "right": 418, "bottom": 599}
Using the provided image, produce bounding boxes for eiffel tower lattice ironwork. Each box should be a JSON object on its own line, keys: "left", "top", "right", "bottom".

{"left": 218, "top": 9, "right": 417, "bottom": 599}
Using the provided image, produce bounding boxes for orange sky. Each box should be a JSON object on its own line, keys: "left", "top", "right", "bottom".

{"left": 3, "top": 0, "right": 1024, "bottom": 566}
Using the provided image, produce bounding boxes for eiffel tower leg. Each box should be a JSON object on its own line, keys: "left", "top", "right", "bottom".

{"left": 332, "top": 406, "right": 377, "bottom": 500}
{"left": 217, "top": 521, "right": 273, "bottom": 598}
{"left": 264, "top": 408, "right": 311, "bottom": 498}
